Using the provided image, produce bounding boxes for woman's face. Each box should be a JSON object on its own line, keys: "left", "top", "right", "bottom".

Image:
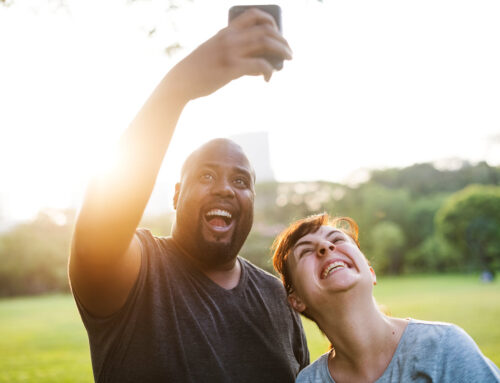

{"left": 287, "top": 225, "right": 376, "bottom": 314}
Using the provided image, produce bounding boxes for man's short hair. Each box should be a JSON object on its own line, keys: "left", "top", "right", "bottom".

{"left": 272, "top": 213, "right": 360, "bottom": 296}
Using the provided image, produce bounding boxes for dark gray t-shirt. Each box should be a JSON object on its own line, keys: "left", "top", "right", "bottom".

{"left": 74, "top": 229, "right": 309, "bottom": 382}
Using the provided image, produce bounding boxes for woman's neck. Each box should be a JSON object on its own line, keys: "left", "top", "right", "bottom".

{"left": 312, "top": 293, "right": 409, "bottom": 383}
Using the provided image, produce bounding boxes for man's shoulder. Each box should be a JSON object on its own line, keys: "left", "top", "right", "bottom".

{"left": 239, "top": 257, "right": 284, "bottom": 288}
{"left": 135, "top": 228, "right": 175, "bottom": 253}
{"left": 136, "top": 227, "right": 167, "bottom": 242}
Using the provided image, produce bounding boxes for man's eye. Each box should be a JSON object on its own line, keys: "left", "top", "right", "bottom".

{"left": 233, "top": 177, "right": 248, "bottom": 187}
{"left": 200, "top": 173, "right": 214, "bottom": 181}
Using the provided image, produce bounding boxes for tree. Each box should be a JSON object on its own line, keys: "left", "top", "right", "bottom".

{"left": 405, "top": 193, "right": 449, "bottom": 253}
{"left": 0, "top": 209, "right": 75, "bottom": 296}
{"left": 435, "top": 185, "right": 500, "bottom": 274}
{"left": 369, "top": 221, "right": 406, "bottom": 275}
{"left": 405, "top": 234, "right": 460, "bottom": 272}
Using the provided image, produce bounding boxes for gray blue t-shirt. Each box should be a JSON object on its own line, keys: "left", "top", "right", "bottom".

{"left": 296, "top": 319, "right": 500, "bottom": 383}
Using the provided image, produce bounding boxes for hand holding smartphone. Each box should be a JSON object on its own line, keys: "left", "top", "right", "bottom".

{"left": 228, "top": 4, "right": 284, "bottom": 71}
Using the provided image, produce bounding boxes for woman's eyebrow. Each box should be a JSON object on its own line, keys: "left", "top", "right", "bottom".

{"left": 294, "top": 229, "right": 343, "bottom": 249}
{"left": 293, "top": 240, "right": 312, "bottom": 251}
{"left": 327, "top": 229, "right": 342, "bottom": 238}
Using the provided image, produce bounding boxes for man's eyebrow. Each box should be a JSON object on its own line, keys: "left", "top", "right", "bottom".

{"left": 200, "top": 162, "right": 252, "bottom": 176}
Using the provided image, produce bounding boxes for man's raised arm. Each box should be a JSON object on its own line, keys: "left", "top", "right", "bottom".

{"left": 69, "top": 9, "right": 292, "bottom": 317}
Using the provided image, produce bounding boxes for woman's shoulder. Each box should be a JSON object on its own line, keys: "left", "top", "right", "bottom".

{"left": 403, "top": 318, "right": 464, "bottom": 343}
{"left": 296, "top": 352, "right": 335, "bottom": 383}
{"left": 398, "top": 319, "right": 475, "bottom": 359}
{"left": 399, "top": 319, "right": 500, "bottom": 382}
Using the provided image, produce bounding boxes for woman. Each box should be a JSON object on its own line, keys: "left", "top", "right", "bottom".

{"left": 272, "top": 213, "right": 500, "bottom": 383}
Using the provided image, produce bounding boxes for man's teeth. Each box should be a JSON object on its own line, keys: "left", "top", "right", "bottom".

{"left": 321, "top": 261, "right": 347, "bottom": 279}
{"left": 206, "top": 209, "right": 232, "bottom": 219}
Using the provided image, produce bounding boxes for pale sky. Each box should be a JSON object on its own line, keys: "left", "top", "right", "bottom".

{"left": 1, "top": 0, "right": 499, "bottom": 224}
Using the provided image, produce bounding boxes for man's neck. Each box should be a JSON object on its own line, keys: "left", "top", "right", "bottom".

{"left": 171, "top": 236, "right": 242, "bottom": 290}
{"left": 204, "top": 258, "right": 241, "bottom": 290}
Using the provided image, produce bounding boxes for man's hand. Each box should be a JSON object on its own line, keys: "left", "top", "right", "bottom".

{"left": 169, "top": 8, "right": 293, "bottom": 102}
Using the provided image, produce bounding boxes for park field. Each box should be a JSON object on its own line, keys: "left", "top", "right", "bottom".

{"left": 1, "top": 274, "right": 499, "bottom": 382}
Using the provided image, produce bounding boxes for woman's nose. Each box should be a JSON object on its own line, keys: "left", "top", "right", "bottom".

{"left": 318, "top": 242, "right": 334, "bottom": 257}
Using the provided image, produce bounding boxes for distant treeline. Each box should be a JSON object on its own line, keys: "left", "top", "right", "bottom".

{"left": 0, "top": 160, "right": 499, "bottom": 297}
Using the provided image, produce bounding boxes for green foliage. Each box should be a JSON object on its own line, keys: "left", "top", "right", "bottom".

{"left": 405, "top": 235, "right": 460, "bottom": 272}
{"left": 337, "top": 184, "right": 411, "bottom": 253}
{"left": 371, "top": 161, "right": 500, "bottom": 196}
{"left": 139, "top": 212, "right": 175, "bottom": 237}
{"left": 1, "top": 161, "right": 499, "bottom": 297}
{"left": 0, "top": 210, "right": 75, "bottom": 296}
{"left": 436, "top": 185, "right": 500, "bottom": 272}
{"left": 239, "top": 230, "right": 276, "bottom": 273}
{"left": 369, "top": 221, "right": 406, "bottom": 274}
{"left": 406, "top": 194, "right": 448, "bottom": 248}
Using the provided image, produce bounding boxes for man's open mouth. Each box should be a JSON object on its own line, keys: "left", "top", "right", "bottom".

{"left": 204, "top": 208, "right": 234, "bottom": 230}
{"left": 320, "top": 260, "right": 348, "bottom": 279}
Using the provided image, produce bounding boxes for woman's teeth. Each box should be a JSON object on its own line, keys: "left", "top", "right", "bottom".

{"left": 321, "top": 261, "right": 347, "bottom": 279}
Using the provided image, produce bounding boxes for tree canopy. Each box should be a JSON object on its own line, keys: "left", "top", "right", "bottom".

{"left": 436, "top": 185, "right": 500, "bottom": 273}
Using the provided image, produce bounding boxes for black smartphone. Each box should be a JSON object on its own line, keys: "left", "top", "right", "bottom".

{"left": 228, "top": 4, "right": 283, "bottom": 70}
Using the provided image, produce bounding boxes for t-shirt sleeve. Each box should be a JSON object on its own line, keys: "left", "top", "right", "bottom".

{"left": 73, "top": 229, "right": 151, "bottom": 328}
{"left": 439, "top": 324, "right": 500, "bottom": 382}
{"left": 295, "top": 311, "right": 311, "bottom": 370}
{"left": 71, "top": 229, "right": 153, "bottom": 379}
{"left": 295, "top": 353, "right": 334, "bottom": 383}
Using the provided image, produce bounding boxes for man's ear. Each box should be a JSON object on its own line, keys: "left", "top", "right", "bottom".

{"left": 370, "top": 266, "right": 377, "bottom": 285}
{"left": 288, "top": 292, "right": 307, "bottom": 313}
{"left": 173, "top": 183, "right": 180, "bottom": 210}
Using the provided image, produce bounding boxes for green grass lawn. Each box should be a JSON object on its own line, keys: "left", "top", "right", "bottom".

{"left": 1, "top": 274, "right": 499, "bottom": 382}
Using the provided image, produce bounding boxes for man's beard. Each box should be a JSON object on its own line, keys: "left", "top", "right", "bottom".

{"left": 193, "top": 221, "right": 238, "bottom": 267}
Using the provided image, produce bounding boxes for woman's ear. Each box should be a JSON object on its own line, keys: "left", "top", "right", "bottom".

{"left": 288, "top": 292, "right": 307, "bottom": 313}
{"left": 370, "top": 266, "right": 377, "bottom": 285}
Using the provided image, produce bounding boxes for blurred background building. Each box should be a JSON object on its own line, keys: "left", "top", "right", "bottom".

{"left": 230, "top": 131, "right": 275, "bottom": 183}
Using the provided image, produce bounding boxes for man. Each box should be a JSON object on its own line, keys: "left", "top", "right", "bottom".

{"left": 69, "top": 8, "right": 309, "bottom": 383}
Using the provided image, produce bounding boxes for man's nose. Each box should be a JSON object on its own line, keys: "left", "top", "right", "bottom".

{"left": 212, "top": 178, "right": 235, "bottom": 198}
{"left": 317, "top": 241, "right": 334, "bottom": 257}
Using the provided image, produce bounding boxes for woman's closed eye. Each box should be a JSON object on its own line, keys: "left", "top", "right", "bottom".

{"left": 299, "top": 248, "right": 314, "bottom": 258}
{"left": 328, "top": 233, "right": 347, "bottom": 245}
{"left": 330, "top": 237, "right": 344, "bottom": 244}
